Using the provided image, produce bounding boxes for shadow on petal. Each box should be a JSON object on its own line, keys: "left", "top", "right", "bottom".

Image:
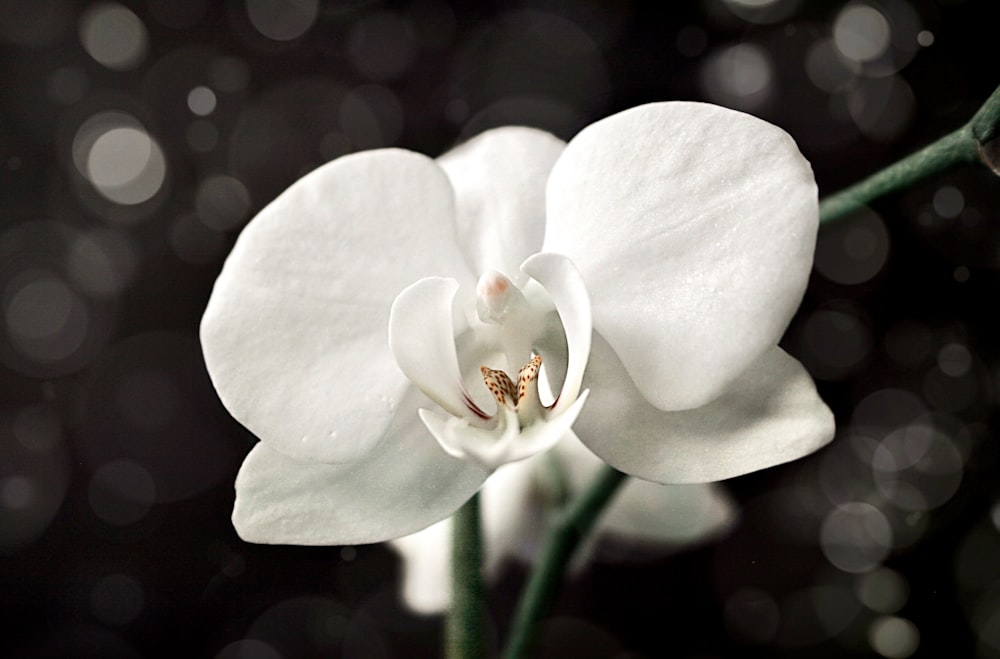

{"left": 233, "top": 387, "right": 489, "bottom": 546}
{"left": 575, "top": 333, "right": 835, "bottom": 484}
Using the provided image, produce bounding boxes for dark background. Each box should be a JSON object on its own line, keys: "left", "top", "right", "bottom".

{"left": 3, "top": 0, "right": 1000, "bottom": 657}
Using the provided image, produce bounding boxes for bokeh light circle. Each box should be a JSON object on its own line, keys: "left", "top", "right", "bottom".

{"left": 834, "top": 4, "right": 891, "bottom": 63}
{"left": 868, "top": 615, "right": 920, "bottom": 658}
{"left": 86, "top": 127, "right": 166, "bottom": 205}
{"left": 701, "top": 43, "right": 774, "bottom": 110}
{"left": 820, "top": 502, "right": 892, "bottom": 573}
{"left": 856, "top": 567, "right": 909, "bottom": 614}
{"left": 933, "top": 185, "right": 964, "bottom": 219}
{"left": 187, "top": 86, "right": 218, "bottom": 116}
{"left": 67, "top": 228, "right": 138, "bottom": 298}
{"left": 1, "top": 404, "right": 72, "bottom": 554}
{"left": 196, "top": 175, "right": 252, "bottom": 231}
{"left": 806, "top": 38, "right": 856, "bottom": 93}
{"left": 799, "top": 305, "right": 873, "bottom": 380}
{"left": 815, "top": 206, "right": 890, "bottom": 285}
{"left": 3, "top": 271, "right": 89, "bottom": 365}
{"left": 71, "top": 111, "right": 167, "bottom": 208}
{"left": 938, "top": 342, "right": 972, "bottom": 377}
{"left": 848, "top": 75, "right": 915, "bottom": 142}
{"left": 872, "top": 423, "right": 963, "bottom": 511}
{"left": 88, "top": 459, "right": 156, "bottom": 525}
{"left": 722, "top": 0, "right": 801, "bottom": 24}
{"left": 78, "top": 3, "right": 149, "bottom": 70}
{"left": 246, "top": 0, "right": 318, "bottom": 42}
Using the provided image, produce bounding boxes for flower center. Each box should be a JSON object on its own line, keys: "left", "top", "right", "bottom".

{"left": 388, "top": 252, "right": 592, "bottom": 471}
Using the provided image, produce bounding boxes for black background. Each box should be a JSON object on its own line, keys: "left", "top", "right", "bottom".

{"left": 3, "top": 0, "right": 1000, "bottom": 657}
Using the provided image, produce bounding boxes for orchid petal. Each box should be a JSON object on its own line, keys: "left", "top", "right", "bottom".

{"left": 201, "top": 149, "right": 473, "bottom": 464}
{"left": 389, "top": 277, "right": 484, "bottom": 421}
{"left": 601, "top": 481, "right": 736, "bottom": 546}
{"left": 419, "top": 391, "right": 588, "bottom": 471}
{"left": 545, "top": 102, "right": 819, "bottom": 411}
{"left": 575, "top": 334, "right": 834, "bottom": 484}
{"left": 511, "top": 391, "right": 589, "bottom": 461}
{"left": 418, "top": 407, "right": 517, "bottom": 467}
{"left": 521, "top": 253, "right": 591, "bottom": 415}
{"left": 389, "top": 516, "right": 451, "bottom": 614}
{"left": 549, "top": 434, "right": 737, "bottom": 545}
{"left": 232, "top": 388, "right": 489, "bottom": 545}
{"left": 439, "top": 127, "right": 565, "bottom": 282}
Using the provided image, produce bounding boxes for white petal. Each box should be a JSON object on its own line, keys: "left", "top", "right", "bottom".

{"left": 575, "top": 334, "right": 835, "bottom": 484}
{"left": 521, "top": 253, "right": 591, "bottom": 415}
{"left": 201, "top": 149, "right": 474, "bottom": 464}
{"left": 601, "top": 480, "right": 736, "bottom": 546}
{"left": 418, "top": 407, "right": 517, "bottom": 468}
{"left": 389, "top": 516, "right": 452, "bottom": 614}
{"left": 479, "top": 460, "right": 549, "bottom": 574}
{"left": 511, "top": 391, "right": 589, "bottom": 462}
{"left": 439, "top": 127, "right": 565, "bottom": 281}
{"left": 419, "top": 392, "right": 588, "bottom": 471}
{"left": 545, "top": 102, "right": 819, "bottom": 411}
{"left": 549, "top": 434, "right": 737, "bottom": 546}
{"left": 389, "top": 277, "right": 484, "bottom": 421}
{"left": 232, "top": 387, "right": 489, "bottom": 545}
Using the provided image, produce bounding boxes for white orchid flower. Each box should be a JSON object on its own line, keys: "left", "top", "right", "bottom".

{"left": 200, "top": 102, "right": 835, "bottom": 546}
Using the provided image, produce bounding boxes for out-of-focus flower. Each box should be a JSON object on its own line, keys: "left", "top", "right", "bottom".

{"left": 200, "top": 102, "right": 834, "bottom": 545}
{"left": 390, "top": 433, "right": 737, "bottom": 613}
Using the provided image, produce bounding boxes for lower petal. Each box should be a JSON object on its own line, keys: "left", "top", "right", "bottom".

{"left": 575, "top": 334, "right": 835, "bottom": 484}
{"left": 232, "top": 387, "right": 489, "bottom": 545}
{"left": 550, "top": 434, "right": 737, "bottom": 548}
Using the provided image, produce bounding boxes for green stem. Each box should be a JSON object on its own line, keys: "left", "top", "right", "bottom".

{"left": 819, "top": 82, "right": 1000, "bottom": 225}
{"left": 447, "top": 492, "right": 486, "bottom": 659}
{"left": 502, "top": 465, "right": 628, "bottom": 659}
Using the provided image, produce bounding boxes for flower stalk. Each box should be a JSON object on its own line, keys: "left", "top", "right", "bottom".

{"left": 819, "top": 82, "right": 1000, "bottom": 224}
{"left": 447, "top": 492, "right": 487, "bottom": 659}
{"left": 501, "top": 465, "right": 628, "bottom": 659}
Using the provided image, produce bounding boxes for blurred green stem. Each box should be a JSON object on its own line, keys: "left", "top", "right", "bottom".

{"left": 819, "top": 82, "right": 1000, "bottom": 225}
{"left": 502, "top": 465, "right": 628, "bottom": 659}
{"left": 447, "top": 492, "right": 486, "bottom": 659}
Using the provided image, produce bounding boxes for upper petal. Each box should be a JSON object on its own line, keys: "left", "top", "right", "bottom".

{"left": 232, "top": 386, "right": 490, "bottom": 545}
{"left": 575, "top": 333, "right": 835, "bottom": 484}
{"left": 439, "top": 127, "right": 565, "bottom": 282}
{"left": 201, "top": 149, "right": 473, "bottom": 464}
{"left": 389, "top": 277, "right": 484, "bottom": 421}
{"left": 521, "top": 252, "right": 591, "bottom": 415}
{"left": 544, "top": 102, "right": 819, "bottom": 410}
